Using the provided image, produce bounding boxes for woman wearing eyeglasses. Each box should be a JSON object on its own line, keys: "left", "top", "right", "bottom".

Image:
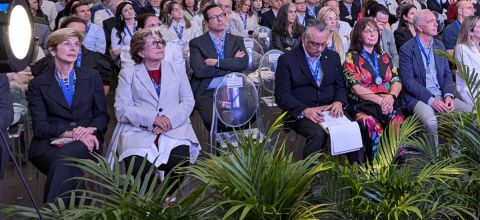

{"left": 114, "top": 28, "right": 200, "bottom": 192}
{"left": 28, "top": 28, "right": 109, "bottom": 203}
{"left": 343, "top": 18, "right": 403, "bottom": 161}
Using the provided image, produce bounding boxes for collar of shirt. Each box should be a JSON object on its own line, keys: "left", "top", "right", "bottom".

{"left": 172, "top": 19, "right": 185, "bottom": 27}
{"left": 208, "top": 31, "right": 226, "bottom": 45}
{"left": 303, "top": 45, "right": 321, "bottom": 64}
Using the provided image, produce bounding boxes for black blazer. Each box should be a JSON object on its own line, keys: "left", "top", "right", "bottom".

{"left": 27, "top": 67, "right": 109, "bottom": 159}
{"left": 0, "top": 74, "right": 13, "bottom": 178}
{"left": 274, "top": 46, "right": 348, "bottom": 118}
{"left": 259, "top": 10, "right": 275, "bottom": 29}
{"left": 339, "top": 1, "right": 360, "bottom": 27}
{"left": 189, "top": 32, "right": 248, "bottom": 97}
{"left": 394, "top": 24, "right": 414, "bottom": 51}
{"left": 272, "top": 32, "right": 301, "bottom": 51}
{"left": 427, "top": 0, "right": 448, "bottom": 14}
{"left": 103, "top": 17, "right": 116, "bottom": 56}
{"left": 31, "top": 46, "right": 114, "bottom": 86}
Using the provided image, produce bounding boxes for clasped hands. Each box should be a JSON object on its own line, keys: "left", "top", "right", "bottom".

{"left": 60, "top": 126, "right": 99, "bottom": 151}
{"left": 303, "top": 101, "right": 343, "bottom": 125}
{"left": 205, "top": 50, "right": 246, "bottom": 66}
{"left": 378, "top": 94, "right": 395, "bottom": 115}
{"left": 432, "top": 96, "right": 455, "bottom": 113}
{"left": 153, "top": 115, "right": 172, "bottom": 135}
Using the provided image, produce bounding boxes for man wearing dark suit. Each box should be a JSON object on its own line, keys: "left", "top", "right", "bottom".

{"left": 427, "top": 0, "right": 448, "bottom": 15}
{"left": 0, "top": 74, "right": 13, "bottom": 179}
{"left": 339, "top": 0, "right": 360, "bottom": 27}
{"left": 275, "top": 23, "right": 348, "bottom": 159}
{"left": 260, "top": 0, "right": 282, "bottom": 28}
{"left": 103, "top": 17, "right": 116, "bottom": 56}
{"left": 189, "top": 4, "right": 248, "bottom": 131}
{"left": 399, "top": 9, "right": 471, "bottom": 147}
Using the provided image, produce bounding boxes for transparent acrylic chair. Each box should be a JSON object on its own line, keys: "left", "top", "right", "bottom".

{"left": 210, "top": 73, "right": 264, "bottom": 151}
{"left": 243, "top": 38, "right": 264, "bottom": 74}
{"left": 258, "top": 49, "right": 283, "bottom": 107}
{"left": 255, "top": 26, "right": 272, "bottom": 52}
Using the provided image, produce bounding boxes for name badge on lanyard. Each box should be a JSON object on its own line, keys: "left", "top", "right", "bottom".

{"left": 125, "top": 22, "right": 137, "bottom": 38}
{"left": 415, "top": 36, "right": 432, "bottom": 75}
{"left": 240, "top": 13, "right": 248, "bottom": 29}
{"left": 213, "top": 33, "right": 226, "bottom": 59}
{"left": 308, "top": 57, "right": 321, "bottom": 86}
{"left": 361, "top": 49, "right": 382, "bottom": 85}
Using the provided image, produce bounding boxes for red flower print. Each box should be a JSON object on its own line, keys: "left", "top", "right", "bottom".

{"left": 381, "top": 54, "right": 389, "bottom": 64}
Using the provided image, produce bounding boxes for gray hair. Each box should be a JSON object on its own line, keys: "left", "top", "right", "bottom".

{"left": 302, "top": 22, "right": 329, "bottom": 39}
{"left": 412, "top": 9, "right": 432, "bottom": 30}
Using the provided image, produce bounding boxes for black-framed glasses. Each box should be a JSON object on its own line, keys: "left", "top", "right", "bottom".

{"left": 308, "top": 41, "right": 328, "bottom": 48}
{"left": 208, "top": 13, "right": 226, "bottom": 21}
{"left": 146, "top": 40, "right": 166, "bottom": 49}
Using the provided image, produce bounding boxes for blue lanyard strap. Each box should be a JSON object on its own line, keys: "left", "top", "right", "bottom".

{"left": 361, "top": 49, "right": 380, "bottom": 80}
{"left": 86, "top": 22, "right": 91, "bottom": 34}
{"left": 307, "top": 56, "right": 321, "bottom": 84}
{"left": 55, "top": 69, "right": 76, "bottom": 107}
{"left": 415, "top": 36, "right": 432, "bottom": 68}
{"left": 240, "top": 13, "right": 248, "bottom": 29}
{"left": 211, "top": 33, "right": 226, "bottom": 59}
{"left": 76, "top": 50, "right": 82, "bottom": 67}
{"left": 124, "top": 22, "right": 137, "bottom": 38}
{"left": 173, "top": 24, "right": 184, "bottom": 40}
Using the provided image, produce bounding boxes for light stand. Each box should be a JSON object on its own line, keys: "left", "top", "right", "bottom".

{"left": 0, "top": 0, "right": 42, "bottom": 219}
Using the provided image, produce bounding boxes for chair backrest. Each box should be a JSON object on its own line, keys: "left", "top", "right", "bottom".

{"left": 259, "top": 49, "right": 283, "bottom": 94}
{"left": 255, "top": 26, "right": 272, "bottom": 52}
{"left": 243, "top": 38, "right": 264, "bottom": 74}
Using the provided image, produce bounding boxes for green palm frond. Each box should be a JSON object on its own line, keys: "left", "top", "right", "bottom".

{"left": 2, "top": 154, "right": 211, "bottom": 220}
{"left": 187, "top": 113, "right": 335, "bottom": 219}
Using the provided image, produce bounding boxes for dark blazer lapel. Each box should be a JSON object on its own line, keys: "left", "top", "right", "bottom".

{"left": 72, "top": 67, "right": 88, "bottom": 109}
{"left": 224, "top": 33, "right": 235, "bottom": 58}
{"left": 203, "top": 32, "right": 220, "bottom": 59}
{"left": 46, "top": 72, "right": 71, "bottom": 110}
{"left": 432, "top": 41, "right": 443, "bottom": 85}
{"left": 319, "top": 52, "right": 329, "bottom": 87}
{"left": 296, "top": 47, "right": 318, "bottom": 87}
{"left": 412, "top": 42, "right": 426, "bottom": 84}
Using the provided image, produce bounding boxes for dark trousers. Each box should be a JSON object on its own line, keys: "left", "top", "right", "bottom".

{"left": 30, "top": 141, "right": 97, "bottom": 203}
{"left": 195, "top": 89, "right": 229, "bottom": 132}
{"left": 292, "top": 118, "right": 328, "bottom": 159}
{"left": 292, "top": 118, "right": 363, "bottom": 162}
{"left": 123, "top": 145, "right": 190, "bottom": 194}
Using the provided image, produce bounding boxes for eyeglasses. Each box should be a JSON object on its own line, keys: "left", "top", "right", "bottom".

{"left": 208, "top": 13, "right": 226, "bottom": 21}
{"left": 308, "top": 41, "right": 328, "bottom": 48}
{"left": 295, "top": 1, "right": 306, "bottom": 4}
{"left": 363, "top": 28, "right": 379, "bottom": 35}
{"left": 146, "top": 40, "right": 165, "bottom": 49}
{"left": 59, "top": 41, "right": 81, "bottom": 49}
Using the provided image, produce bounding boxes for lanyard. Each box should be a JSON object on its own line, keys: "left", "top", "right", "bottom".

{"left": 173, "top": 24, "right": 184, "bottom": 40}
{"left": 124, "top": 22, "right": 136, "bottom": 38}
{"left": 150, "top": 78, "right": 160, "bottom": 95}
{"left": 307, "top": 56, "right": 321, "bottom": 85}
{"left": 346, "top": 6, "right": 351, "bottom": 16}
{"left": 240, "top": 13, "right": 248, "bottom": 29}
{"left": 86, "top": 22, "right": 91, "bottom": 34}
{"left": 105, "top": 9, "right": 112, "bottom": 16}
{"left": 55, "top": 69, "right": 76, "bottom": 107}
{"left": 361, "top": 49, "right": 381, "bottom": 84}
{"left": 415, "top": 36, "right": 432, "bottom": 68}
{"left": 211, "top": 33, "right": 226, "bottom": 59}
{"left": 76, "top": 50, "right": 82, "bottom": 67}
{"left": 308, "top": 6, "right": 316, "bottom": 18}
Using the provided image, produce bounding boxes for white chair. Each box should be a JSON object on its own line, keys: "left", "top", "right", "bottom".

{"left": 210, "top": 73, "right": 264, "bottom": 151}
{"left": 255, "top": 26, "right": 272, "bottom": 52}
{"left": 258, "top": 49, "right": 283, "bottom": 107}
{"left": 243, "top": 38, "right": 264, "bottom": 74}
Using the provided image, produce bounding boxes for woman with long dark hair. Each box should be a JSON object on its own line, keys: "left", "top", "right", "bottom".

{"left": 182, "top": 0, "right": 198, "bottom": 22}
{"left": 344, "top": 18, "right": 403, "bottom": 161}
{"left": 394, "top": 4, "right": 417, "bottom": 50}
{"left": 111, "top": 1, "right": 137, "bottom": 57}
{"left": 272, "top": 3, "right": 303, "bottom": 51}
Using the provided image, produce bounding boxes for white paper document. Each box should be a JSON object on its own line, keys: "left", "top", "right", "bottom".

{"left": 320, "top": 111, "right": 363, "bottom": 156}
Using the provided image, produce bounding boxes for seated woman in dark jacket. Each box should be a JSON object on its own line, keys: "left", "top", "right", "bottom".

{"left": 28, "top": 28, "right": 109, "bottom": 203}
{"left": 272, "top": 3, "right": 303, "bottom": 52}
{"left": 394, "top": 4, "right": 417, "bottom": 50}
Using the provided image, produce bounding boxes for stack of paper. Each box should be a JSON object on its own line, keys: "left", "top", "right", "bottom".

{"left": 320, "top": 111, "right": 363, "bottom": 156}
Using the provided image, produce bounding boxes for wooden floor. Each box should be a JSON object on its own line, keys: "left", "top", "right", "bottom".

{"left": 0, "top": 92, "right": 306, "bottom": 219}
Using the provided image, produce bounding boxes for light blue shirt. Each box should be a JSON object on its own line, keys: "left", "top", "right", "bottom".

{"left": 418, "top": 39, "right": 453, "bottom": 105}
{"left": 83, "top": 22, "right": 107, "bottom": 54}
{"left": 303, "top": 46, "right": 322, "bottom": 86}
{"left": 297, "top": 14, "right": 306, "bottom": 26}
{"left": 207, "top": 31, "right": 227, "bottom": 89}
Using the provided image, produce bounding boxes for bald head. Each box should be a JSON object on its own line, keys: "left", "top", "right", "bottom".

{"left": 457, "top": 1, "right": 475, "bottom": 21}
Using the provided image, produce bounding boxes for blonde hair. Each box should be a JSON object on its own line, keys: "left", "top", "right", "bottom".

{"left": 457, "top": 16, "right": 480, "bottom": 48}
{"left": 47, "top": 28, "right": 84, "bottom": 50}
{"left": 316, "top": 7, "right": 345, "bottom": 62}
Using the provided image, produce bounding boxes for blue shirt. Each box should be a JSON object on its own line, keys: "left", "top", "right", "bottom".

{"left": 83, "top": 22, "right": 107, "bottom": 54}
{"left": 207, "top": 31, "right": 227, "bottom": 89}
{"left": 441, "top": 20, "right": 461, "bottom": 50}
{"left": 303, "top": 46, "right": 322, "bottom": 86}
